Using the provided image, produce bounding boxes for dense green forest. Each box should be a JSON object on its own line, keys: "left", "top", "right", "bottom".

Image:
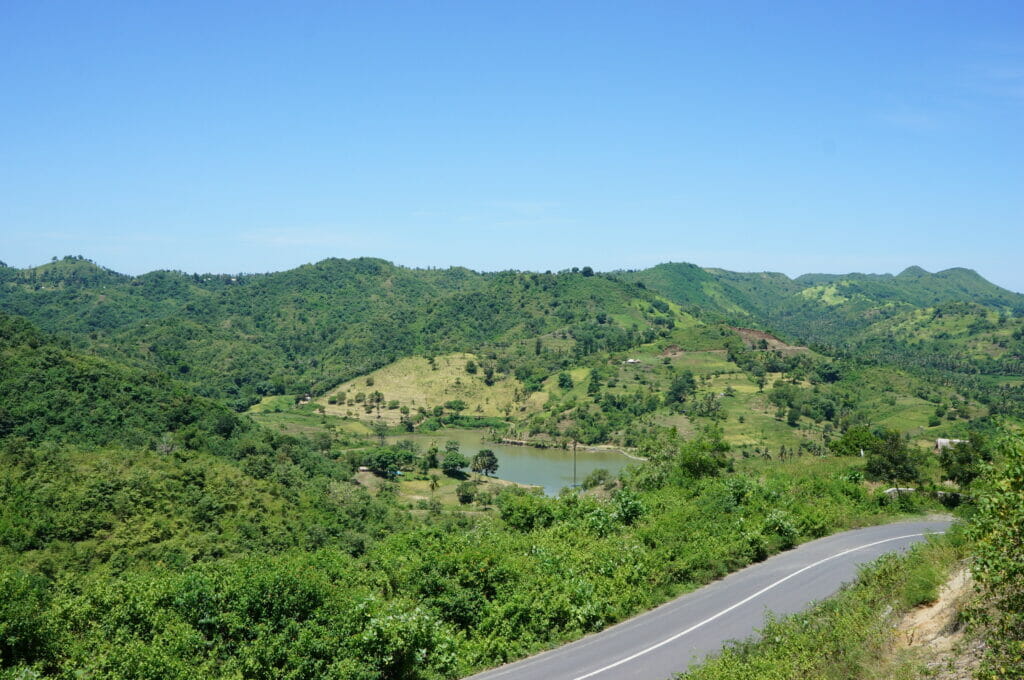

{"left": 1, "top": 256, "right": 1022, "bottom": 678}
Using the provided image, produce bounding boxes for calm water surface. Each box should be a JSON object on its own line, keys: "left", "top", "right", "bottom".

{"left": 387, "top": 429, "right": 636, "bottom": 495}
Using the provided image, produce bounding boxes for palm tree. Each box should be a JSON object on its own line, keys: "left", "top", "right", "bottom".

{"left": 428, "top": 474, "right": 440, "bottom": 494}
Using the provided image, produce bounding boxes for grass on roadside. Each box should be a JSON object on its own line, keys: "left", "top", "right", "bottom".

{"left": 679, "top": 527, "right": 967, "bottom": 680}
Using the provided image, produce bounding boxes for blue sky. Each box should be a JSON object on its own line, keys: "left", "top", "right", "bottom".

{"left": 2, "top": 1, "right": 1022, "bottom": 290}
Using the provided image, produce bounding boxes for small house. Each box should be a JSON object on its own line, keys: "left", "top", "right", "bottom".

{"left": 934, "top": 438, "right": 968, "bottom": 454}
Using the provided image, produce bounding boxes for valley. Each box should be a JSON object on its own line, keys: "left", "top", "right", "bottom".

{"left": 1, "top": 256, "right": 1022, "bottom": 679}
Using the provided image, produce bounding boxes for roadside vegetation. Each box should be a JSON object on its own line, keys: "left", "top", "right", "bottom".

{"left": 680, "top": 427, "right": 1024, "bottom": 680}
{"left": 678, "top": 531, "right": 967, "bottom": 680}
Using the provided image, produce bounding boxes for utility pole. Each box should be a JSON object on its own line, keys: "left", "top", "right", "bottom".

{"left": 572, "top": 439, "right": 578, "bottom": 489}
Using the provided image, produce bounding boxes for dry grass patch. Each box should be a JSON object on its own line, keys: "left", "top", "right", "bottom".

{"left": 320, "top": 353, "right": 535, "bottom": 424}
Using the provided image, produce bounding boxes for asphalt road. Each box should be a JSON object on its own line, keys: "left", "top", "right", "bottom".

{"left": 465, "top": 519, "right": 952, "bottom": 680}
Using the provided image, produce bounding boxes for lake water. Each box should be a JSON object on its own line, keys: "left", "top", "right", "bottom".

{"left": 386, "top": 429, "right": 637, "bottom": 495}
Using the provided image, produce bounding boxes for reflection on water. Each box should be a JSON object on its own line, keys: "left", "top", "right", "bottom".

{"left": 387, "top": 429, "right": 636, "bottom": 495}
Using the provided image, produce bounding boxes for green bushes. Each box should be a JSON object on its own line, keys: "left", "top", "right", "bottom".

{"left": 967, "top": 432, "right": 1024, "bottom": 679}
{"left": 0, "top": 433, "right": 945, "bottom": 679}
{"left": 29, "top": 553, "right": 457, "bottom": 680}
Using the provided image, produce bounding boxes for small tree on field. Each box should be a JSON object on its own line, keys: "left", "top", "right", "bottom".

{"left": 371, "top": 421, "right": 388, "bottom": 445}
{"left": 665, "top": 370, "right": 696, "bottom": 408}
{"left": 441, "top": 451, "right": 469, "bottom": 477}
{"left": 455, "top": 481, "right": 477, "bottom": 504}
{"left": 471, "top": 449, "right": 499, "bottom": 477}
{"left": 786, "top": 406, "right": 801, "bottom": 427}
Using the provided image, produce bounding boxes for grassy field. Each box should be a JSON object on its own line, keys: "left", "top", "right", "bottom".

{"left": 393, "top": 469, "right": 537, "bottom": 508}
{"left": 706, "top": 373, "right": 809, "bottom": 450}
{"left": 320, "top": 352, "right": 534, "bottom": 424}
{"left": 248, "top": 403, "right": 375, "bottom": 438}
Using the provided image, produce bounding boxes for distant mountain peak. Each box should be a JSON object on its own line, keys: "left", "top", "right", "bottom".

{"left": 897, "top": 266, "right": 929, "bottom": 278}
{"left": 935, "top": 266, "right": 982, "bottom": 279}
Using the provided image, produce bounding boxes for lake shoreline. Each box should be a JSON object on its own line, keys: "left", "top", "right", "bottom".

{"left": 386, "top": 428, "right": 638, "bottom": 495}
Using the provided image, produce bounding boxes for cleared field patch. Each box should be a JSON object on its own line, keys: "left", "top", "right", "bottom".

{"left": 397, "top": 471, "right": 534, "bottom": 508}
{"left": 249, "top": 408, "right": 365, "bottom": 437}
{"left": 874, "top": 397, "right": 941, "bottom": 432}
{"left": 703, "top": 374, "right": 812, "bottom": 450}
{"left": 729, "top": 326, "right": 809, "bottom": 355}
{"left": 651, "top": 412, "right": 696, "bottom": 437}
{"left": 248, "top": 394, "right": 295, "bottom": 413}
{"left": 320, "top": 353, "right": 531, "bottom": 424}
{"left": 669, "top": 350, "right": 738, "bottom": 375}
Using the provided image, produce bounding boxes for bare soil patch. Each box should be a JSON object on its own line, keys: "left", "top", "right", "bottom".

{"left": 892, "top": 566, "right": 984, "bottom": 679}
{"left": 729, "top": 326, "right": 809, "bottom": 354}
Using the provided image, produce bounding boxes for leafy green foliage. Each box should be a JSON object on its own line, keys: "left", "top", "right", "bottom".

{"left": 968, "top": 432, "right": 1024, "bottom": 679}
{"left": 441, "top": 451, "right": 469, "bottom": 477}
{"left": 0, "top": 313, "right": 249, "bottom": 451}
{"left": 1, "top": 255, "right": 1014, "bottom": 678}
{"left": 471, "top": 449, "right": 499, "bottom": 477}
{"left": 863, "top": 431, "right": 925, "bottom": 486}
{"left": 939, "top": 435, "right": 993, "bottom": 488}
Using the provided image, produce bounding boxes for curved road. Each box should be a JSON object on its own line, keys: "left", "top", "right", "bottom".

{"left": 465, "top": 519, "right": 952, "bottom": 680}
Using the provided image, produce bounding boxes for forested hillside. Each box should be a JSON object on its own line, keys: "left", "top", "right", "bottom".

{"left": 4, "top": 256, "right": 1023, "bottom": 450}
{"left": 626, "top": 262, "right": 1024, "bottom": 421}
{"left": 0, "top": 313, "right": 247, "bottom": 448}
{"left": 2, "top": 256, "right": 1022, "bottom": 678}
{"left": 1, "top": 257, "right": 677, "bottom": 410}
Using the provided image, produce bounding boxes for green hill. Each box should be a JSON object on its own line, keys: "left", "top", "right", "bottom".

{"left": 0, "top": 312, "right": 245, "bottom": 448}
{"left": 1, "top": 257, "right": 677, "bottom": 410}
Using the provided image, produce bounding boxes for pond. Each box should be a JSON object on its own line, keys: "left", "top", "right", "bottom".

{"left": 386, "top": 429, "right": 638, "bottom": 495}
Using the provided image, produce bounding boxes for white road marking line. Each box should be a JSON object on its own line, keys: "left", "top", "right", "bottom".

{"left": 571, "top": 531, "right": 942, "bottom": 680}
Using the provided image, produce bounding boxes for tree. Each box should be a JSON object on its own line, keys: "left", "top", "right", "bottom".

{"left": 786, "top": 406, "right": 801, "bottom": 427}
{"left": 581, "top": 266, "right": 594, "bottom": 277}
{"left": 499, "top": 493, "right": 555, "bottom": 531}
{"left": 364, "top": 446, "right": 414, "bottom": 477}
{"left": 558, "top": 372, "right": 574, "bottom": 390}
{"left": 665, "top": 370, "right": 696, "bottom": 406}
{"left": 424, "top": 447, "right": 440, "bottom": 470}
{"left": 441, "top": 451, "right": 469, "bottom": 477}
{"left": 455, "top": 480, "right": 476, "bottom": 504}
{"left": 582, "top": 468, "right": 610, "bottom": 489}
{"left": 428, "top": 473, "right": 440, "bottom": 494}
{"left": 939, "top": 436, "right": 991, "bottom": 488}
{"left": 371, "top": 421, "right": 388, "bottom": 445}
{"left": 865, "top": 430, "right": 923, "bottom": 487}
{"left": 444, "top": 400, "right": 467, "bottom": 417}
{"left": 471, "top": 449, "right": 499, "bottom": 477}
{"left": 828, "top": 425, "right": 881, "bottom": 457}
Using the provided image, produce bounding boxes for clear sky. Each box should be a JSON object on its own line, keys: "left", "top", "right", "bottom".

{"left": 2, "top": 1, "right": 1022, "bottom": 290}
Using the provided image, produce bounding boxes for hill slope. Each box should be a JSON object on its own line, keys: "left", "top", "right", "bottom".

{"left": 1, "top": 257, "right": 676, "bottom": 409}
